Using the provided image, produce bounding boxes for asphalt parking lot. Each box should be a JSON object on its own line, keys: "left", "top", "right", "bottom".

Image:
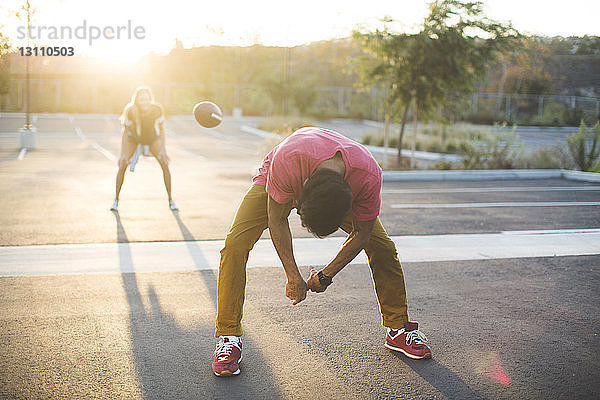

{"left": 1, "top": 113, "right": 599, "bottom": 399}
{"left": 379, "top": 178, "right": 600, "bottom": 235}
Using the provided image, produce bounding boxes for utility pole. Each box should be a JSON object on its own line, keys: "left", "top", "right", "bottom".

{"left": 25, "top": 1, "right": 30, "bottom": 127}
{"left": 18, "top": 0, "right": 37, "bottom": 152}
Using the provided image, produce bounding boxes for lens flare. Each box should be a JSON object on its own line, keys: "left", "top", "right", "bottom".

{"left": 475, "top": 352, "right": 511, "bottom": 386}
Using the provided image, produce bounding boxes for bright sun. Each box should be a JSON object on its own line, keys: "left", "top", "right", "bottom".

{"left": 2, "top": 0, "right": 598, "bottom": 64}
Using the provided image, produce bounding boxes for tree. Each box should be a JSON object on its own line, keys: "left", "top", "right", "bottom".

{"left": 260, "top": 76, "right": 290, "bottom": 115}
{"left": 291, "top": 79, "right": 317, "bottom": 116}
{"left": 354, "top": 0, "right": 520, "bottom": 166}
{"left": 489, "top": 37, "right": 555, "bottom": 95}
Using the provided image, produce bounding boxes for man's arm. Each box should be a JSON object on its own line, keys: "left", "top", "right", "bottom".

{"left": 308, "top": 217, "right": 376, "bottom": 292}
{"left": 267, "top": 195, "right": 307, "bottom": 305}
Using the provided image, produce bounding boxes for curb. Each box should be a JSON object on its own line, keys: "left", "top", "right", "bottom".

{"left": 561, "top": 170, "right": 600, "bottom": 183}
{"left": 241, "top": 125, "right": 283, "bottom": 140}
{"left": 366, "top": 145, "right": 463, "bottom": 163}
{"left": 382, "top": 169, "right": 600, "bottom": 183}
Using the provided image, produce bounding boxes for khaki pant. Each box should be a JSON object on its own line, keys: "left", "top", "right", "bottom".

{"left": 215, "top": 184, "right": 409, "bottom": 337}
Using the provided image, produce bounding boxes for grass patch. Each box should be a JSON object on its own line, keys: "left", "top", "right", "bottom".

{"left": 365, "top": 123, "right": 579, "bottom": 170}
{"left": 362, "top": 124, "right": 490, "bottom": 155}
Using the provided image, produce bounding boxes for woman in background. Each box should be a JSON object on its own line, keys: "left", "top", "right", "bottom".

{"left": 110, "top": 86, "right": 178, "bottom": 211}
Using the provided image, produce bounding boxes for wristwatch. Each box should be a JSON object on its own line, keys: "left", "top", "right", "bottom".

{"left": 317, "top": 270, "right": 333, "bottom": 287}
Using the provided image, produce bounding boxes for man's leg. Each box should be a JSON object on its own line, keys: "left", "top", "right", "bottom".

{"left": 340, "top": 215, "right": 431, "bottom": 359}
{"left": 339, "top": 215, "right": 408, "bottom": 329}
{"left": 215, "top": 185, "right": 269, "bottom": 337}
{"left": 212, "top": 185, "right": 269, "bottom": 376}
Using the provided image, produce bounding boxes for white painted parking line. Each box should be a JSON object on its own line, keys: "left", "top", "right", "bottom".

{"left": 391, "top": 202, "right": 600, "bottom": 209}
{"left": 73, "top": 126, "right": 116, "bottom": 161}
{"left": 383, "top": 186, "right": 600, "bottom": 194}
{"left": 74, "top": 126, "right": 86, "bottom": 140}
{"left": 501, "top": 228, "right": 600, "bottom": 235}
{"left": 1, "top": 229, "right": 598, "bottom": 277}
{"left": 241, "top": 125, "right": 282, "bottom": 140}
{"left": 17, "top": 148, "right": 27, "bottom": 160}
{"left": 90, "top": 142, "right": 116, "bottom": 161}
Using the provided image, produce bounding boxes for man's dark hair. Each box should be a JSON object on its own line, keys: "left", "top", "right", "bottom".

{"left": 296, "top": 168, "right": 352, "bottom": 238}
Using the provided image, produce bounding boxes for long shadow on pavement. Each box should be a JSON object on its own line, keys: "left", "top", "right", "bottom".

{"left": 113, "top": 211, "right": 285, "bottom": 399}
{"left": 170, "top": 210, "right": 215, "bottom": 308}
{"left": 393, "top": 354, "right": 488, "bottom": 400}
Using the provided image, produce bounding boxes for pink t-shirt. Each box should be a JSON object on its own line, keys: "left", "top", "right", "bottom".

{"left": 252, "top": 127, "right": 382, "bottom": 221}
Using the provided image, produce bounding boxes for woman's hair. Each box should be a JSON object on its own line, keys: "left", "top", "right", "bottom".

{"left": 296, "top": 168, "right": 353, "bottom": 238}
{"left": 131, "top": 86, "right": 154, "bottom": 105}
{"left": 121, "top": 86, "right": 154, "bottom": 124}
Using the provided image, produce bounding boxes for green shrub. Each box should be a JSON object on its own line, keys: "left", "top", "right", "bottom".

{"left": 361, "top": 134, "right": 399, "bottom": 148}
{"left": 445, "top": 140, "right": 460, "bottom": 154}
{"left": 424, "top": 140, "right": 444, "bottom": 154}
{"left": 433, "top": 160, "right": 454, "bottom": 170}
{"left": 460, "top": 126, "right": 523, "bottom": 169}
{"left": 566, "top": 121, "right": 600, "bottom": 171}
{"left": 292, "top": 82, "right": 318, "bottom": 116}
{"left": 563, "top": 107, "right": 585, "bottom": 126}
{"left": 244, "top": 90, "right": 274, "bottom": 116}
{"left": 487, "top": 129, "right": 524, "bottom": 169}
{"left": 519, "top": 145, "right": 568, "bottom": 169}
{"left": 362, "top": 134, "right": 374, "bottom": 146}
{"left": 460, "top": 142, "right": 487, "bottom": 169}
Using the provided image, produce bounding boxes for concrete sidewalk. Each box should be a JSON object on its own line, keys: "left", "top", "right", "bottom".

{"left": 2, "top": 229, "right": 599, "bottom": 277}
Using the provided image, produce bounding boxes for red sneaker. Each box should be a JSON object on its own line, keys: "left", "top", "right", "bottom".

{"left": 212, "top": 336, "right": 243, "bottom": 376}
{"left": 385, "top": 321, "right": 432, "bottom": 359}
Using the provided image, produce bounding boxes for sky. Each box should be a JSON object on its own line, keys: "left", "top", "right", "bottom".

{"left": 2, "top": 0, "right": 598, "bottom": 61}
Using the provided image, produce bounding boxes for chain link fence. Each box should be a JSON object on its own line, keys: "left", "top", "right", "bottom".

{"left": 3, "top": 78, "right": 599, "bottom": 126}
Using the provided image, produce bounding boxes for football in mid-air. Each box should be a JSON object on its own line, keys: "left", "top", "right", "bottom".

{"left": 193, "top": 101, "right": 223, "bottom": 128}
